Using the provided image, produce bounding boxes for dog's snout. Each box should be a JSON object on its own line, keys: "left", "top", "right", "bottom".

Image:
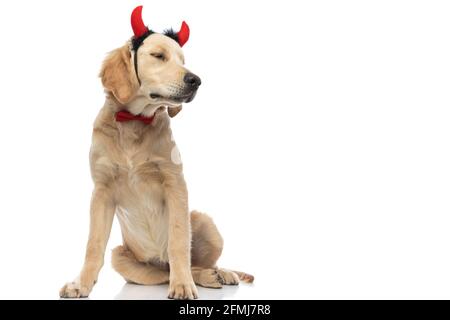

{"left": 184, "top": 73, "right": 201, "bottom": 88}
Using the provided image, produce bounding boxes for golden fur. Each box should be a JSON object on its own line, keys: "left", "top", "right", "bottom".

{"left": 60, "top": 34, "right": 253, "bottom": 300}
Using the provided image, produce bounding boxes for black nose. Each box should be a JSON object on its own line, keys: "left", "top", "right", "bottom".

{"left": 184, "top": 73, "right": 201, "bottom": 88}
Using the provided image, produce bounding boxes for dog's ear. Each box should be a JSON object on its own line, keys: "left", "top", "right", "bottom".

{"left": 168, "top": 106, "right": 183, "bottom": 118}
{"left": 100, "top": 44, "right": 139, "bottom": 104}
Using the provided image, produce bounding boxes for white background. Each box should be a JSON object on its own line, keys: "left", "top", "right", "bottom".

{"left": 0, "top": 0, "right": 449, "bottom": 299}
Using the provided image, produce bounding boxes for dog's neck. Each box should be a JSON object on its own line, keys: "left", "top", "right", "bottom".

{"left": 127, "top": 94, "right": 162, "bottom": 118}
{"left": 97, "top": 95, "right": 172, "bottom": 141}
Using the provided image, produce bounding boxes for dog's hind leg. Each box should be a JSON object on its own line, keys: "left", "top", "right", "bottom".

{"left": 190, "top": 210, "right": 224, "bottom": 269}
{"left": 190, "top": 210, "right": 254, "bottom": 285}
{"left": 112, "top": 245, "right": 170, "bottom": 285}
{"left": 112, "top": 245, "right": 229, "bottom": 288}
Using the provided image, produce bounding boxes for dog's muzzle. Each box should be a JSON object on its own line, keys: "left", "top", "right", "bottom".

{"left": 149, "top": 73, "right": 201, "bottom": 103}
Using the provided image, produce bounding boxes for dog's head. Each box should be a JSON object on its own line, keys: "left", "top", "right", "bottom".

{"left": 100, "top": 6, "right": 201, "bottom": 117}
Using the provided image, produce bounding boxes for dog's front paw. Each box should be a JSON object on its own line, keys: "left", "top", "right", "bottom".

{"left": 59, "top": 281, "right": 92, "bottom": 298}
{"left": 168, "top": 279, "right": 198, "bottom": 300}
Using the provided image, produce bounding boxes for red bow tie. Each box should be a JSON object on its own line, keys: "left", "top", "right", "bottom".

{"left": 115, "top": 110, "right": 155, "bottom": 125}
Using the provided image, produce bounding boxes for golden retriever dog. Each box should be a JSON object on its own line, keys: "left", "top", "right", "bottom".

{"left": 59, "top": 6, "right": 253, "bottom": 300}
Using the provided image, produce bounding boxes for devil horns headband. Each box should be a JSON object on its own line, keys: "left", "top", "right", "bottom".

{"left": 130, "top": 5, "right": 190, "bottom": 51}
{"left": 130, "top": 6, "right": 190, "bottom": 85}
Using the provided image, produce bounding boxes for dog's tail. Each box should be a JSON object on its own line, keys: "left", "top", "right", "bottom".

{"left": 232, "top": 270, "right": 255, "bottom": 283}
{"left": 111, "top": 245, "right": 169, "bottom": 285}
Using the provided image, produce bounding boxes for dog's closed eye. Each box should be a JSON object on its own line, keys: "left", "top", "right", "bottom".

{"left": 151, "top": 53, "right": 166, "bottom": 61}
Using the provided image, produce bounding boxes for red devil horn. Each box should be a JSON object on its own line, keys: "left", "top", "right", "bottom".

{"left": 131, "top": 6, "right": 148, "bottom": 38}
{"left": 178, "top": 21, "right": 190, "bottom": 47}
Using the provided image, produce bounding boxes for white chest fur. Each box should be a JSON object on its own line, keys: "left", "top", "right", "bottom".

{"left": 114, "top": 155, "right": 171, "bottom": 263}
{"left": 116, "top": 204, "right": 169, "bottom": 263}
